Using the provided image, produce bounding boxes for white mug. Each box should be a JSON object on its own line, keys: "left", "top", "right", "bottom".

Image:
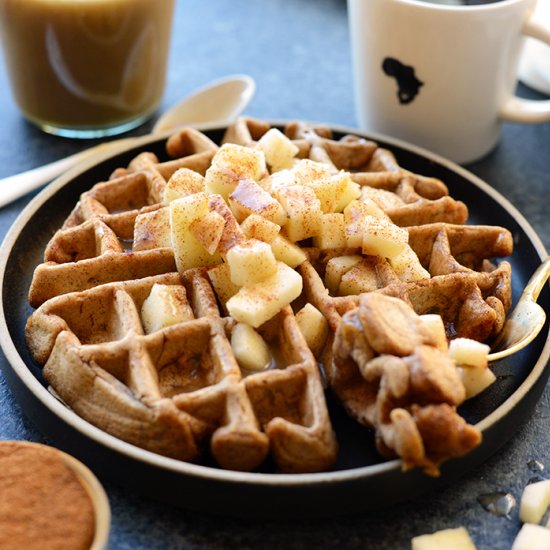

{"left": 347, "top": 0, "right": 550, "bottom": 164}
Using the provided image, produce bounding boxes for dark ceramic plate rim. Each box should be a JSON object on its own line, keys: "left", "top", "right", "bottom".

{"left": 1, "top": 121, "right": 549, "bottom": 494}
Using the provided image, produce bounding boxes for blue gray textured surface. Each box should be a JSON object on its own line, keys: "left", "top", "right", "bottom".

{"left": 1, "top": 1, "right": 550, "bottom": 548}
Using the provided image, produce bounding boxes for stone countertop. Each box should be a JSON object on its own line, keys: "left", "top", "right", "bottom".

{"left": 1, "top": 1, "right": 549, "bottom": 548}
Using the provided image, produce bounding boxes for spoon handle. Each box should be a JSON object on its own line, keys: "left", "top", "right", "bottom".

{"left": 522, "top": 255, "right": 550, "bottom": 302}
{"left": 0, "top": 137, "right": 136, "bottom": 208}
{"left": 488, "top": 256, "right": 550, "bottom": 361}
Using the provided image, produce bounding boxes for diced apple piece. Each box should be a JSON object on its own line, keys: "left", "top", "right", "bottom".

{"left": 343, "top": 199, "right": 386, "bottom": 248}
{"left": 338, "top": 259, "right": 379, "bottom": 295}
{"left": 141, "top": 284, "right": 194, "bottom": 334}
{"left": 359, "top": 197, "right": 388, "bottom": 219}
{"left": 208, "top": 194, "right": 245, "bottom": 256}
{"left": 270, "top": 234, "right": 307, "bottom": 268}
{"left": 419, "top": 314, "right": 448, "bottom": 351}
{"left": 295, "top": 303, "right": 329, "bottom": 357}
{"left": 324, "top": 255, "right": 362, "bottom": 295}
{"left": 304, "top": 171, "right": 350, "bottom": 213}
{"left": 163, "top": 167, "right": 205, "bottom": 204}
{"left": 231, "top": 322, "right": 272, "bottom": 371}
{"left": 448, "top": 338, "right": 490, "bottom": 369}
{"left": 459, "top": 366, "right": 496, "bottom": 399}
{"left": 170, "top": 191, "right": 210, "bottom": 222}
{"left": 389, "top": 244, "right": 431, "bottom": 282}
{"left": 228, "top": 178, "right": 287, "bottom": 225}
{"left": 362, "top": 215, "right": 408, "bottom": 259}
{"left": 361, "top": 185, "right": 405, "bottom": 211}
{"left": 133, "top": 207, "right": 171, "bottom": 251}
{"left": 519, "top": 479, "right": 550, "bottom": 525}
{"left": 226, "top": 262, "right": 303, "bottom": 328}
{"left": 226, "top": 239, "right": 278, "bottom": 287}
{"left": 204, "top": 166, "right": 241, "bottom": 199}
{"left": 189, "top": 210, "right": 225, "bottom": 255}
{"left": 207, "top": 262, "right": 240, "bottom": 306}
{"left": 512, "top": 524, "right": 550, "bottom": 550}
{"left": 334, "top": 176, "right": 361, "bottom": 212}
{"left": 170, "top": 192, "right": 222, "bottom": 272}
{"left": 275, "top": 185, "right": 322, "bottom": 242}
{"left": 256, "top": 128, "right": 299, "bottom": 172}
{"left": 312, "top": 213, "right": 347, "bottom": 249}
{"left": 240, "top": 214, "right": 280, "bottom": 243}
{"left": 450, "top": 338, "right": 493, "bottom": 398}
{"left": 411, "top": 527, "right": 477, "bottom": 550}
{"left": 211, "top": 142, "right": 267, "bottom": 181}
{"left": 291, "top": 158, "right": 333, "bottom": 186}
{"left": 261, "top": 168, "right": 296, "bottom": 194}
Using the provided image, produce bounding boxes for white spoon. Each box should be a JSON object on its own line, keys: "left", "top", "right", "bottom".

{"left": 0, "top": 74, "right": 255, "bottom": 208}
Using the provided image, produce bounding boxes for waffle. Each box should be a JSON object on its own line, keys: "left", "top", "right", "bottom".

{"left": 329, "top": 292, "right": 483, "bottom": 476}
{"left": 229, "top": 118, "right": 469, "bottom": 226}
{"left": 26, "top": 117, "right": 514, "bottom": 475}
{"left": 27, "top": 270, "right": 337, "bottom": 473}
{"left": 301, "top": 222, "right": 512, "bottom": 342}
{"left": 28, "top": 119, "right": 469, "bottom": 307}
{"left": 29, "top": 127, "right": 219, "bottom": 308}
{"left": 299, "top": 226, "right": 511, "bottom": 473}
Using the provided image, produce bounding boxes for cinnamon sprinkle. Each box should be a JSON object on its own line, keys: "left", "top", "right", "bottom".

{"left": 0, "top": 441, "right": 96, "bottom": 550}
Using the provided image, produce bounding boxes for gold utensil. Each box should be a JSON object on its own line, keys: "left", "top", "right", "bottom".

{"left": 488, "top": 257, "right": 550, "bottom": 361}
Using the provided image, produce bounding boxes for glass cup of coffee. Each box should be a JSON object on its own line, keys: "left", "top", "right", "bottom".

{"left": 0, "top": 0, "right": 175, "bottom": 138}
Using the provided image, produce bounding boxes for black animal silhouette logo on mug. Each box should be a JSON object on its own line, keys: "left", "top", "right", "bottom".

{"left": 382, "top": 57, "right": 424, "bottom": 104}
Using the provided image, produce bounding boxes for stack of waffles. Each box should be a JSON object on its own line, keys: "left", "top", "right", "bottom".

{"left": 25, "top": 117, "right": 513, "bottom": 475}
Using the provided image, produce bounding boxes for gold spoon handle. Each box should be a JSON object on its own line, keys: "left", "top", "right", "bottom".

{"left": 522, "top": 255, "right": 550, "bottom": 302}
{"left": 488, "top": 256, "right": 550, "bottom": 361}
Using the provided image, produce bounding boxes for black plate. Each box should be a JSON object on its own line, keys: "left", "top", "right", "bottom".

{"left": 1, "top": 123, "right": 549, "bottom": 519}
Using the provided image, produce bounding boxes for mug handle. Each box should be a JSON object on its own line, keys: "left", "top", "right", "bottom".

{"left": 499, "top": 18, "right": 550, "bottom": 123}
